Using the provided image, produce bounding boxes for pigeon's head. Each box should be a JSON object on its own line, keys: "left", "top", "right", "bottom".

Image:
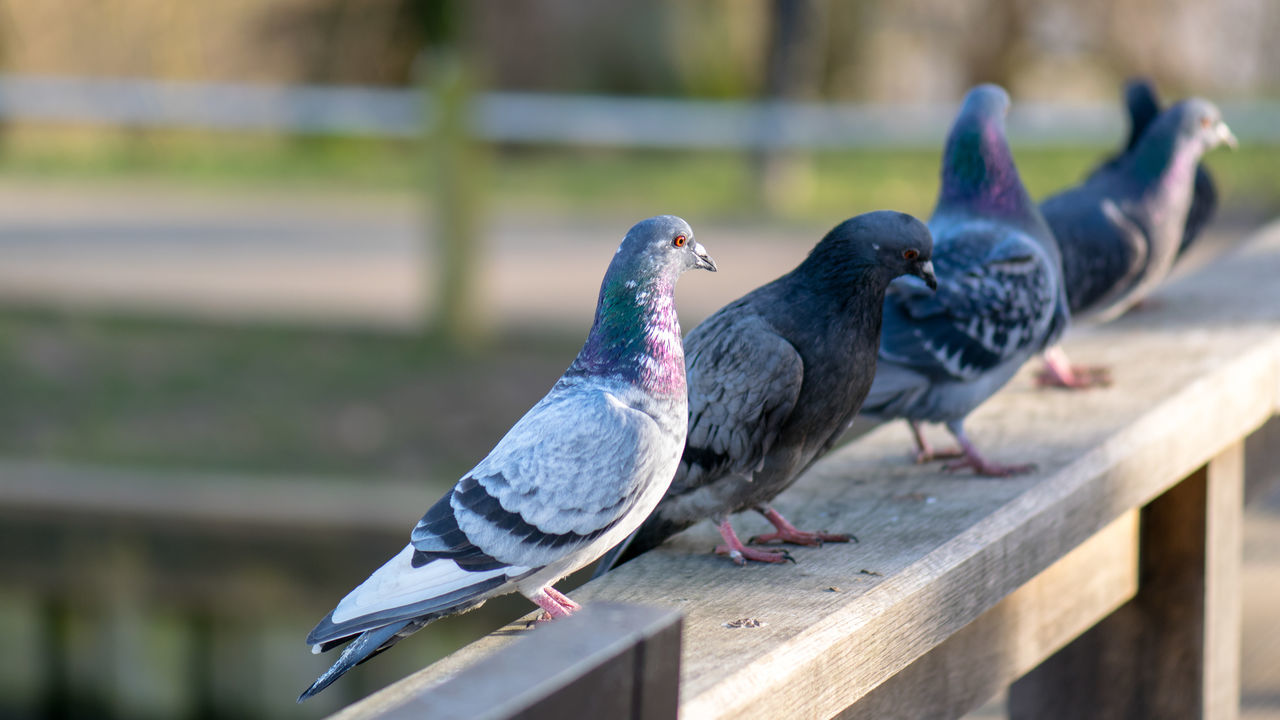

{"left": 959, "top": 84, "right": 1011, "bottom": 122}
{"left": 614, "top": 215, "right": 717, "bottom": 280}
{"left": 937, "top": 84, "right": 1030, "bottom": 220}
{"left": 807, "top": 211, "right": 936, "bottom": 290}
{"left": 1167, "top": 98, "right": 1237, "bottom": 154}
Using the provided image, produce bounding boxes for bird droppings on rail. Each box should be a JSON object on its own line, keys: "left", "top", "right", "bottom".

{"left": 896, "top": 492, "right": 937, "bottom": 503}
{"left": 723, "top": 618, "right": 767, "bottom": 629}
{"left": 860, "top": 569, "right": 883, "bottom": 577}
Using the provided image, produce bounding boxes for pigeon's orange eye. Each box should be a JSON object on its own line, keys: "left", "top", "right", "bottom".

{"left": 1200, "top": 116, "right": 1213, "bottom": 129}
{"left": 673, "top": 235, "right": 687, "bottom": 248}
{"left": 903, "top": 249, "right": 919, "bottom": 261}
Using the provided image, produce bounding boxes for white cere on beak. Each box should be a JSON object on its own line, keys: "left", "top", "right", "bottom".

{"left": 1216, "top": 121, "right": 1238, "bottom": 149}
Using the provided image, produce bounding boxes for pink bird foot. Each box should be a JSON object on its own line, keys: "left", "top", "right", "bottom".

{"left": 713, "top": 518, "right": 793, "bottom": 565}
{"left": 914, "top": 447, "right": 966, "bottom": 464}
{"left": 942, "top": 455, "right": 1036, "bottom": 477}
{"left": 1036, "top": 347, "right": 1111, "bottom": 390}
{"left": 909, "top": 421, "right": 965, "bottom": 464}
{"left": 749, "top": 506, "right": 853, "bottom": 546}
{"left": 531, "top": 586, "right": 581, "bottom": 622}
{"left": 937, "top": 423, "right": 1036, "bottom": 477}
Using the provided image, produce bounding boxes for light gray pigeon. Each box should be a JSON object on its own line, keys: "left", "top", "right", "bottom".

{"left": 1035, "top": 95, "right": 1235, "bottom": 387}
{"left": 859, "top": 84, "right": 1069, "bottom": 476}
{"left": 593, "top": 211, "right": 936, "bottom": 570}
{"left": 297, "top": 215, "right": 715, "bottom": 701}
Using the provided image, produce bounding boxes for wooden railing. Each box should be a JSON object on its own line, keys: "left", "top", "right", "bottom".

{"left": 331, "top": 220, "right": 1280, "bottom": 720}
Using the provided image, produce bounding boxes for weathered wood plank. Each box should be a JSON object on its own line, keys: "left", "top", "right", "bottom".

{"left": 839, "top": 509, "right": 1139, "bottom": 720}
{"left": 1205, "top": 442, "right": 1245, "bottom": 718}
{"left": 342, "top": 604, "right": 680, "bottom": 720}
{"left": 332, "top": 221, "right": 1280, "bottom": 720}
{"left": 1007, "top": 442, "right": 1245, "bottom": 719}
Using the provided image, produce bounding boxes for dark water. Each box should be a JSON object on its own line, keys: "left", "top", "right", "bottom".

{"left": 0, "top": 508, "right": 541, "bottom": 720}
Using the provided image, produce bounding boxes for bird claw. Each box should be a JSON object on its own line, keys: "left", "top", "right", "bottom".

{"left": 942, "top": 457, "right": 1036, "bottom": 477}
{"left": 914, "top": 447, "right": 965, "bottom": 464}
{"left": 1035, "top": 365, "right": 1112, "bottom": 390}
{"left": 714, "top": 544, "right": 795, "bottom": 564}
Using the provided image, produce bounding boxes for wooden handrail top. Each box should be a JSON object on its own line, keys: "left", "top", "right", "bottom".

{"left": 334, "top": 220, "right": 1280, "bottom": 720}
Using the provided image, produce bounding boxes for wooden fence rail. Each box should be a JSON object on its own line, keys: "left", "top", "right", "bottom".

{"left": 378, "top": 604, "right": 681, "bottom": 720}
{"left": 328, "top": 219, "right": 1280, "bottom": 720}
{"left": 4, "top": 74, "right": 1280, "bottom": 147}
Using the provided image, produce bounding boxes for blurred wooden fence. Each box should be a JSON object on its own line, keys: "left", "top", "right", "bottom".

{"left": 3, "top": 74, "right": 1280, "bottom": 148}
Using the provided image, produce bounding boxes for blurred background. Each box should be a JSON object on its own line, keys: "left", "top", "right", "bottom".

{"left": 0, "top": 1, "right": 1278, "bottom": 718}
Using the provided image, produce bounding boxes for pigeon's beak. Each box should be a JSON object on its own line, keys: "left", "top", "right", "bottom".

{"left": 1215, "top": 120, "right": 1238, "bottom": 150}
{"left": 692, "top": 242, "right": 717, "bottom": 272}
{"left": 915, "top": 260, "right": 938, "bottom": 290}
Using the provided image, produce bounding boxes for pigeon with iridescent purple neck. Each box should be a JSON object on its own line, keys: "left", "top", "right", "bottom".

{"left": 1034, "top": 95, "right": 1235, "bottom": 388}
{"left": 593, "top": 210, "right": 936, "bottom": 572}
{"left": 1095, "top": 78, "right": 1219, "bottom": 260}
{"left": 859, "top": 84, "right": 1069, "bottom": 476}
{"left": 297, "top": 215, "right": 715, "bottom": 701}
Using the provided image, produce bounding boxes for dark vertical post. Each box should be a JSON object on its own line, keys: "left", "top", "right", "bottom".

{"left": 39, "top": 596, "right": 72, "bottom": 719}
{"left": 1008, "top": 442, "right": 1243, "bottom": 720}
{"left": 754, "top": 0, "right": 824, "bottom": 215}
{"left": 419, "top": 47, "right": 487, "bottom": 348}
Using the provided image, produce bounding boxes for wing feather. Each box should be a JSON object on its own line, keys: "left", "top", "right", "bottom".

{"left": 670, "top": 311, "right": 804, "bottom": 496}
{"left": 878, "top": 223, "right": 1058, "bottom": 383}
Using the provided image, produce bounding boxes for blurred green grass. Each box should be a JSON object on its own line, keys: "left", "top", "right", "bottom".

{"left": 3, "top": 129, "right": 1277, "bottom": 220}
{"left": 0, "top": 307, "right": 582, "bottom": 483}
{"left": 0, "top": 131, "right": 1276, "bottom": 479}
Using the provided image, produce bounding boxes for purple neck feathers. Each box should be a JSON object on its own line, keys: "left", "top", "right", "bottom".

{"left": 568, "top": 275, "right": 685, "bottom": 395}
{"left": 938, "top": 122, "right": 1032, "bottom": 219}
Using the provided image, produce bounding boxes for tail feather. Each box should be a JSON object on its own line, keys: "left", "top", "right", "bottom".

{"left": 590, "top": 529, "right": 640, "bottom": 579}
{"left": 298, "top": 620, "right": 411, "bottom": 703}
{"left": 860, "top": 362, "right": 928, "bottom": 418}
{"left": 591, "top": 512, "right": 698, "bottom": 578}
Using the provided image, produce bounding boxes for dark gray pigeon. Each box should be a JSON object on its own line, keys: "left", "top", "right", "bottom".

{"left": 1035, "top": 95, "right": 1235, "bottom": 387}
{"left": 859, "top": 84, "right": 1069, "bottom": 476}
{"left": 297, "top": 215, "right": 715, "bottom": 701}
{"left": 1094, "top": 78, "right": 1219, "bottom": 260}
{"left": 594, "top": 210, "right": 935, "bottom": 571}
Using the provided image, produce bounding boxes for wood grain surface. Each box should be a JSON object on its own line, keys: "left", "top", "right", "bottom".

{"left": 333, "top": 220, "right": 1280, "bottom": 720}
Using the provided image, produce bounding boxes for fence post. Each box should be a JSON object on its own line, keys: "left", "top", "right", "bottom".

{"left": 1007, "top": 441, "right": 1244, "bottom": 719}
{"left": 419, "top": 48, "right": 487, "bottom": 348}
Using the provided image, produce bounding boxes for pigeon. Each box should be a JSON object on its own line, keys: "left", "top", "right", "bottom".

{"left": 1094, "top": 78, "right": 1220, "bottom": 260}
{"left": 858, "top": 84, "right": 1069, "bottom": 476}
{"left": 593, "top": 210, "right": 935, "bottom": 572}
{"left": 297, "top": 215, "right": 715, "bottom": 701}
{"left": 1035, "top": 94, "right": 1235, "bottom": 387}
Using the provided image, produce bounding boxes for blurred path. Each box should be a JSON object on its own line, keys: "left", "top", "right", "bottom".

{"left": 0, "top": 181, "right": 821, "bottom": 330}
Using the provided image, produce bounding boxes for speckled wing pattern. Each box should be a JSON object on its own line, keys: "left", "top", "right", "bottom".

{"left": 670, "top": 309, "right": 804, "bottom": 495}
{"left": 878, "top": 222, "right": 1058, "bottom": 383}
